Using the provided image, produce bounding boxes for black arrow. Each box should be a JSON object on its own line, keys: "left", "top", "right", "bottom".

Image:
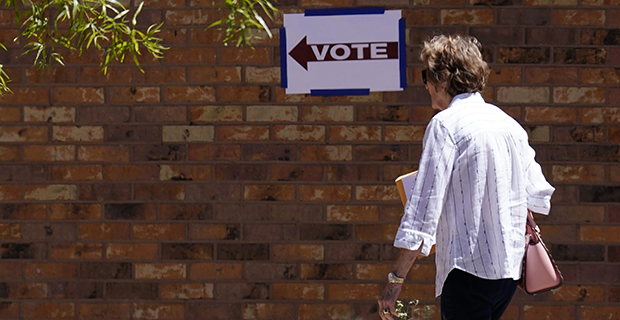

{"left": 288, "top": 36, "right": 399, "bottom": 71}
{"left": 288, "top": 36, "right": 316, "bottom": 70}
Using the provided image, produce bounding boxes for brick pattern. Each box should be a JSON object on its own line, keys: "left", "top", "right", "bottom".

{"left": 1, "top": 1, "right": 619, "bottom": 320}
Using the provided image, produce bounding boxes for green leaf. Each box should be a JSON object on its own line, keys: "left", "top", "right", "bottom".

{"left": 132, "top": 1, "right": 144, "bottom": 26}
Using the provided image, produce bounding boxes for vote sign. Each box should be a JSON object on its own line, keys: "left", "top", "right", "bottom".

{"left": 280, "top": 8, "right": 406, "bottom": 96}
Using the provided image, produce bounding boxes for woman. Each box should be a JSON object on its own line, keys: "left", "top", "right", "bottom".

{"left": 377, "top": 35, "right": 554, "bottom": 320}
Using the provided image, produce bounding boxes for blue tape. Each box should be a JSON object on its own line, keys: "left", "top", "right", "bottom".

{"left": 399, "top": 18, "right": 407, "bottom": 89}
{"left": 280, "top": 27, "right": 288, "bottom": 88}
{"left": 310, "top": 89, "right": 370, "bottom": 96}
{"left": 305, "top": 7, "right": 385, "bottom": 16}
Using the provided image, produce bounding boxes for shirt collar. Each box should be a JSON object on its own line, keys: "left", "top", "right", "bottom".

{"left": 447, "top": 92, "right": 484, "bottom": 109}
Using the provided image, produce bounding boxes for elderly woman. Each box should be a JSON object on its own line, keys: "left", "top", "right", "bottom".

{"left": 377, "top": 35, "right": 554, "bottom": 320}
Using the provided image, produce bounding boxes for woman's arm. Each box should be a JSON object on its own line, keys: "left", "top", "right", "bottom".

{"left": 377, "top": 244, "right": 423, "bottom": 320}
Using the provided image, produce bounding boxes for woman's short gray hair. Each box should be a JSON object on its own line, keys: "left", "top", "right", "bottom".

{"left": 420, "top": 34, "right": 490, "bottom": 97}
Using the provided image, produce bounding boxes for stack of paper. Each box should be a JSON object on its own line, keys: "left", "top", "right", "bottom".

{"left": 395, "top": 171, "right": 417, "bottom": 207}
{"left": 394, "top": 170, "right": 435, "bottom": 256}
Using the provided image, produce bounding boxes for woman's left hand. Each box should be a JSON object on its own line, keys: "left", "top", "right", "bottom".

{"left": 377, "top": 283, "right": 403, "bottom": 320}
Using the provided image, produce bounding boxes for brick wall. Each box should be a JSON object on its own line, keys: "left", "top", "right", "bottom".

{"left": 0, "top": 0, "right": 619, "bottom": 319}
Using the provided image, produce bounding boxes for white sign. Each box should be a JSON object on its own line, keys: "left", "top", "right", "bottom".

{"left": 280, "top": 8, "right": 406, "bottom": 96}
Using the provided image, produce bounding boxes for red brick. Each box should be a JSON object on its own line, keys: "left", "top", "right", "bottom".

{"left": 298, "top": 304, "right": 351, "bottom": 320}
{"left": 0, "top": 87, "right": 49, "bottom": 104}
{"left": 272, "top": 244, "right": 324, "bottom": 261}
{"left": 188, "top": 145, "right": 241, "bottom": 161}
{"left": 301, "top": 106, "right": 354, "bottom": 122}
{"left": 553, "top": 87, "right": 605, "bottom": 104}
{"left": 104, "top": 165, "right": 158, "bottom": 181}
{"left": 160, "top": 165, "right": 212, "bottom": 181}
{"left": 580, "top": 226, "right": 620, "bottom": 242}
{"left": 219, "top": 85, "right": 271, "bottom": 102}
{"left": 244, "top": 184, "right": 295, "bottom": 201}
{"left": 134, "top": 66, "right": 187, "bottom": 83}
{"left": 243, "top": 303, "right": 295, "bottom": 320}
{"left": 165, "top": 9, "right": 219, "bottom": 25}
{"left": 218, "top": 47, "right": 271, "bottom": 64}
{"left": 22, "top": 302, "right": 75, "bottom": 319}
{"left": 189, "top": 263, "right": 243, "bottom": 280}
{"left": 245, "top": 67, "right": 280, "bottom": 83}
{"left": 356, "top": 185, "right": 399, "bottom": 202}
{"left": 272, "top": 283, "right": 324, "bottom": 300}
{"left": 0, "top": 223, "right": 21, "bottom": 239}
{"left": 0, "top": 185, "right": 20, "bottom": 201}
{"left": 3, "top": 282, "right": 46, "bottom": 299}
{"left": 299, "top": 185, "right": 351, "bottom": 202}
{"left": 50, "top": 204, "right": 101, "bottom": 220}
{"left": 24, "top": 185, "right": 77, "bottom": 201}
{"left": 0, "top": 126, "right": 47, "bottom": 142}
{"left": 78, "top": 106, "right": 130, "bottom": 123}
{"left": 270, "top": 165, "right": 323, "bottom": 181}
{"left": 50, "top": 165, "right": 102, "bottom": 181}
{"left": 188, "top": 28, "right": 225, "bottom": 44}
{"left": 0, "top": 106, "right": 20, "bottom": 122}
{"left": 77, "top": 303, "right": 131, "bottom": 319}
{"left": 106, "top": 243, "right": 158, "bottom": 260}
{"left": 135, "top": 263, "right": 186, "bottom": 279}
{"left": 326, "top": 284, "right": 379, "bottom": 300}
{"left": 581, "top": 107, "right": 620, "bottom": 124}
{"left": 134, "top": 224, "right": 186, "bottom": 240}
{"left": 109, "top": 86, "right": 160, "bottom": 104}
{"left": 581, "top": 68, "right": 620, "bottom": 85}
{"left": 580, "top": 306, "right": 620, "bottom": 320}
{"left": 0, "top": 145, "right": 20, "bottom": 161}
{"left": 552, "top": 165, "right": 605, "bottom": 183}
{"left": 49, "top": 243, "right": 103, "bottom": 260}
{"left": 356, "top": 224, "right": 399, "bottom": 242}
{"left": 190, "top": 106, "right": 243, "bottom": 122}
{"left": 327, "top": 205, "right": 379, "bottom": 222}
{"left": 25, "top": 263, "right": 78, "bottom": 279}
{"left": 133, "top": 303, "right": 185, "bottom": 319}
{"left": 78, "top": 223, "right": 131, "bottom": 240}
{"left": 441, "top": 9, "right": 493, "bottom": 25}
{"left": 497, "top": 87, "right": 550, "bottom": 103}
{"left": 134, "top": 106, "right": 187, "bottom": 123}
{"left": 165, "top": 47, "right": 217, "bottom": 64}
{"left": 78, "top": 146, "right": 130, "bottom": 162}
{"left": 524, "top": 67, "right": 578, "bottom": 84}
{"left": 300, "top": 145, "right": 352, "bottom": 162}
{"left": 134, "top": 184, "right": 185, "bottom": 201}
{"left": 23, "top": 145, "right": 75, "bottom": 162}
{"left": 0, "top": 204, "right": 46, "bottom": 220}
{"left": 218, "top": 126, "right": 270, "bottom": 141}
{"left": 80, "top": 67, "right": 132, "bottom": 84}
{"left": 53, "top": 126, "right": 103, "bottom": 142}
{"left": 524, "top": 107, "right": 578, "bottom": 123}
{"left": 189, "top": 66, "right": 241, "bottom": 83}
{"left": 550, "top": 285, "right": 604, "bottom": 302}
{"left": 612, "top": 10, "right": 620, "bottom": 27}
{"left": 161, "top": 283, "right": 213, "bottom": 299}
{"left": 523, "top": 305, "right": 575, "bottom": 320}
{"left": 53, "top": 87, "right": 104, "bottom": 104}
{"left": 552, "top": 10, "right": 605, "bottom": 26}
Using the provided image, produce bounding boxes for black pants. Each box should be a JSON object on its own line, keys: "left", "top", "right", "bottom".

{"left": 441, "top": 269, "right": 518, "bottom": 320}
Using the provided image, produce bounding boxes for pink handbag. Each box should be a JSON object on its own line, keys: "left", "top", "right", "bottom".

{"left": 518, "top": 210, "right": 563, "bottom": 295}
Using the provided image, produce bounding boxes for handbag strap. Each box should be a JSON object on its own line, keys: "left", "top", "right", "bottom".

{"left": 526, "top": 210, "right": 541, "bottom": 244}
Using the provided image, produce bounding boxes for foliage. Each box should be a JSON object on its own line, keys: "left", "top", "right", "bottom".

{"left": 207, "top": 0, "right": 277, "bottom": 47}
{"left": 395, "top": 300, "right": 434, "bottom": 320}
{"left": 0, "top": 0, "right": 278, "bottom": 96}
{"left": 0, "top": 0, "right": 167, "bottom": 95}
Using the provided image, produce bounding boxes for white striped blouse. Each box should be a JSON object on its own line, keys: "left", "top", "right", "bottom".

{"left": 394, "top": 92, "right": 555, "bottom": 297}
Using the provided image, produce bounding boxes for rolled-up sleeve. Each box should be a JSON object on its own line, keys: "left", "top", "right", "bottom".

{"left": 525, "top": 145, "right": 555, "bottom": 215}
{"left": 394, "top": 118, "right": 457, "bottom": 256}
